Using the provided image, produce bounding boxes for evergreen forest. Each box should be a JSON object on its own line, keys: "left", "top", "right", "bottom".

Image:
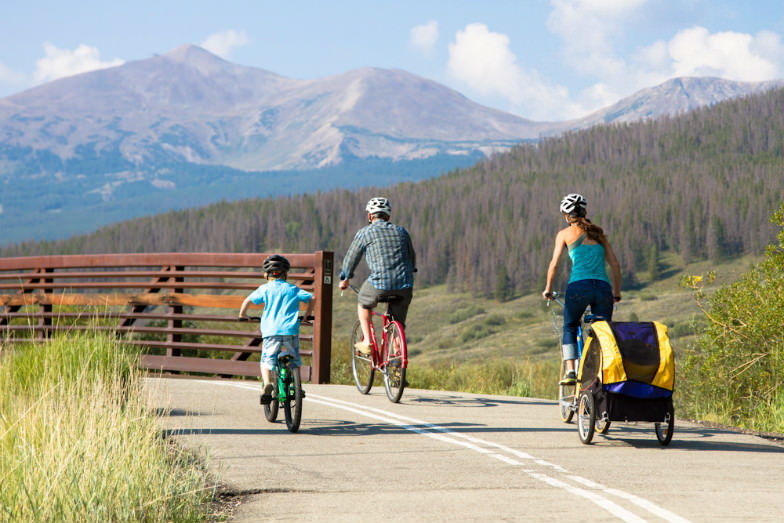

{"left": 4, "top": 87, "right": 784, "bottom": 297}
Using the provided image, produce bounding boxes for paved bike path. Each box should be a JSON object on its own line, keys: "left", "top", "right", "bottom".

{"left": 145, "top": 378, "right": 784, "bottom": 523}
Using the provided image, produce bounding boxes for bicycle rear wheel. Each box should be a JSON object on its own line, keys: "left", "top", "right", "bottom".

{"left": 655, "top": 399, "right": 674, "bottom": 446}
{"left": 577, "top": 392, "right": 596, "bottom": 445}
{"left": 283, "top": 363, "right": 303, "bottom": 433}
{"left": 382, "top": 321, "right": 406, "bottom": 403}
{"left": 263, "top": 370, "right": 279, "bottom": 422}
{"left": 558, "top": 359, "right": 575, "bottom": 423}
{"left": 351, "top": 320, "right": 374, "bottom": 394}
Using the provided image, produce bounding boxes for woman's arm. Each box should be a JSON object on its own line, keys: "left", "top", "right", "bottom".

{"left": 543, "top": 230, "right": 566, "bottom": 298}
{"left": 603, "top": 239, "right": 623, "bottom": 301}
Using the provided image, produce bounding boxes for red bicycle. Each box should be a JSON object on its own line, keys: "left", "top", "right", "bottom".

{"left": 347, "top": 286, "right": 408, "bottom": 403}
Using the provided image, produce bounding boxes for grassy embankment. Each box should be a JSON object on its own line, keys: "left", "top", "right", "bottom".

{"left": 0, "top": 327, "right": 215, "bottom": 522}
{"left": 328, "top": 251, "right": 768, "bottom": 427}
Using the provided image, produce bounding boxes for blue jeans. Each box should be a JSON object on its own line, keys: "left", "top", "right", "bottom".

{"left": 562, "top": 279, "right": 614, "bottom": 360}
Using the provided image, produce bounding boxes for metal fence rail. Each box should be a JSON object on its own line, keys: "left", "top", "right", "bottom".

{"left": 0, "top": 252, "right": 334, "bottom": 383}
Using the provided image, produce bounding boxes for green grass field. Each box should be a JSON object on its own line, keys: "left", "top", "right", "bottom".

{"left": 329, "top": 251, "right": 767, "bottom": 408}
{"left": 0, "top": 330, "right": 216, "bottom": 522}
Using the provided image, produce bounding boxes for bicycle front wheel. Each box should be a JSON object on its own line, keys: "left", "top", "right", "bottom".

{"left": 283, "top": 363, "right": 303, "bottom": 433}
{"left": 558, "top": 359, "right": 575, "bottom": 423}
{"left": 263, "top": 370, "right": 279, "bottom": 422}
{"left": 351, "top": 320, "right": 374, "bottom": 394}
{"left": 382, "top": 321, "right": 406, "bottom": 403}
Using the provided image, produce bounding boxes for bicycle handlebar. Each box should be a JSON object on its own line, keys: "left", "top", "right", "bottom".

{"left": 340, "top": 284, "right": 361, "bottom": 296}
{"left": 238, "top": 315, "right": 315, "bottom": 324}
{"left": 545, "top": 291, "right": 565, "bottom": 308}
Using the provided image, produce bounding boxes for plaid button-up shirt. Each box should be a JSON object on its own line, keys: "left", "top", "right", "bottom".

{"left": 339, "top": 220, "right": 416, "bottom": 290}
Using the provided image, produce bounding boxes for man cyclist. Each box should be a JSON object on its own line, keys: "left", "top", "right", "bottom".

{"left": 338, "top": 197, "right": 416, "bottom": 355}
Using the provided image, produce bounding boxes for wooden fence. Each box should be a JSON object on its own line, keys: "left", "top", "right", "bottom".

{"left": 0, "top": 252, "right": 334, "bottom": 383}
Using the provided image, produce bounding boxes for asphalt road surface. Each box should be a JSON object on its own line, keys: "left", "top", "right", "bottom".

{"left": 145, "top": 378, "right": 784, "bottom": 523}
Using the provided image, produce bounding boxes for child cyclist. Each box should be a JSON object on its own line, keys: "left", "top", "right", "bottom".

{"left": 238, "top": 254, "right": 315, "bottom": 404}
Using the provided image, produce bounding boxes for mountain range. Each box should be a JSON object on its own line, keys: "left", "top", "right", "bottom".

{"left": 1, "top": 43, "right": 783, "bottom": 245}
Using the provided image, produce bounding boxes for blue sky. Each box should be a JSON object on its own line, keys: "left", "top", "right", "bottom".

{"left": 1, "top": 0, "right": 783, "bottom": 121}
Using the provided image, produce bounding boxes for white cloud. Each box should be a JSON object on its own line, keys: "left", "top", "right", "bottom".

{"left": 410, "top": 21, "right": 439, "bottom": 54}
{"left": 34, "top": 43, "right": 123, "bottom": 84}
{"left": 200, "top": 30, "right": 249, "bottom": 59}
{"left": 447, "top": 23, "right": 579, "bottom": 120}
{"left": 664, "top": 27, "right": 782, "bottom": 81}
{"left": 544, "top": 0, "right": 784, "bottom": 117}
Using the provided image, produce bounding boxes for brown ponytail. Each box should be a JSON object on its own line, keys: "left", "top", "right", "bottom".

{"left": 568, "top": 215, "right": 606, "bottom": 243}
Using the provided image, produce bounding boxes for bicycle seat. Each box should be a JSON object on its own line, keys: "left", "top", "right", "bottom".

{"left": 584, "top": 314, "right": 608, "bottom": 324}
{"left": 278, "top": 354, "right": 294, "bottom": 365}
{"left": 377, "top": 294, "right": 404, "bottom": 303}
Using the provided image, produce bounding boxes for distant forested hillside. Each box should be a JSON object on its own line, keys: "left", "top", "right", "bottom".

{"left": 4, "top": 88, "right": 784, "bottom": 297}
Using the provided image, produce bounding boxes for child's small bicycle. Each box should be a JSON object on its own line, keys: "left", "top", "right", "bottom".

{"left": 240, "top": 316, "right": 311, "bottom": 433}
{"left": 345, "top": 285, "right": 408, "bottom": 403}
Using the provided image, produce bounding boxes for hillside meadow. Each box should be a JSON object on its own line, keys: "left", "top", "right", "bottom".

{"left": 328, "top": 251, "right": 766, "bottom": 416}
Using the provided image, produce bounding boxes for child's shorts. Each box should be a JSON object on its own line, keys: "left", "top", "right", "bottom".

{"left": 260, "top": 335, "right": 302, "bottom": 371}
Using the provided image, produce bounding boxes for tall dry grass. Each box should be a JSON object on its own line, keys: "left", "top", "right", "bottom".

{"left": 0, "top": 328, "right": 214, "bottom": 522}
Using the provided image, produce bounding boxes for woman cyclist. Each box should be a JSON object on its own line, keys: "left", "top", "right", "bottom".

{"left": 543, "top": 193, "right": 622, "bottom": 385}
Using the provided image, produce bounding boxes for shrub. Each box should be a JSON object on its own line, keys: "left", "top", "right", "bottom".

{"left": 679, "top": 204, "right": 784, "bottom": 432}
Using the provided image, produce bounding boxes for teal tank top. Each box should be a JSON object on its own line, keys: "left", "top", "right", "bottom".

{"left": 568, "top": 234, "right": 610, "bottom": 284}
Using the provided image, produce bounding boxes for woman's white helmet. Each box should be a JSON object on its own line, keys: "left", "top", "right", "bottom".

{"left": 559, "top": 193, "right": 587, "bottom": 215}
{"left": 366, "top": 197, "right": 391, "bottom": 216}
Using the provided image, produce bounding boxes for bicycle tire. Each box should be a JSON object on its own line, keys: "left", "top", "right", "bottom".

{"left": 577, "top": 392, "right": 596, "bottom": 444}
{"left": 595, "top": 416, "right": 611, "bottom": 434}
{"left": 351, "top": 320, "right": 374, "bottom": 394}
{"left": 558, "top": 359, "right": 575, "bottom": 423}
{"left": 283, "top": 362, "right": 303, "bottom": 433}
{"left": 263, "top": 370, "right": 279, "bottom": 422}
{"left": 655, "top": 399, "right": 675, "bottom": 446}
{"left": 382, "top": 320, "right": 407, "bottom": 403}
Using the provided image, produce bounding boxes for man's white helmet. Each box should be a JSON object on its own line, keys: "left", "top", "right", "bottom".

{"left": 366, "top": 197, "right": 391, "bottom": 216}
{"left": 559, "top": 193, "right": 587, "bottom": 215}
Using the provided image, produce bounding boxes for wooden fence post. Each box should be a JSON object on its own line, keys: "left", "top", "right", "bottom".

{"left": 312, "top": 251, "right": 334, "bottom": 383}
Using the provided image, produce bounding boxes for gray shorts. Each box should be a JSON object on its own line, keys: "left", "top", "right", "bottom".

{"left": 358, "top": 280, "right": 413, "bottom": 327}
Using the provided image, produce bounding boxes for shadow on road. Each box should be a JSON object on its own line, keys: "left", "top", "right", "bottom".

{"left": 592, "top": 424, "right": 784, "bottom": 453}
{"left": 407, "top": 393, "right": 547, "bottom": 408}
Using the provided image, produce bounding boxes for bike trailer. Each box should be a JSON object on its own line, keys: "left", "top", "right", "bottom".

{"left": 578, "top": 320, "right": 675, "bottom": 422}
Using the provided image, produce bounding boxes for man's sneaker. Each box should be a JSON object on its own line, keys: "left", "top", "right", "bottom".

{"left": 559, "top": 370, "right": 577, "bottom": 385}
{"left": 354, "top": 341, "right": 372, "bottom": 356}
{"left": 260, "top": 383, "right": 274, "bottom": 405}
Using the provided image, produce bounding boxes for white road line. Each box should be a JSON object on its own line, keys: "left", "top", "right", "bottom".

{"left": 198, "top": 381, "right": 691, "bottom": 523}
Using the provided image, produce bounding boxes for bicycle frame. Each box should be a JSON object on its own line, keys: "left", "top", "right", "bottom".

{"left": 366, "top": 309, "right": 408, "bottom": 370}
{"left": 548, "top": 293, "right": 599, "bottom": 423}
{"left": 346, "top": 284, "right": 409, "bottom": 402}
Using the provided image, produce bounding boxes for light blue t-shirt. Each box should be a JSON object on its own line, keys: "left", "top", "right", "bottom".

{"left": 568, "top": 234, "right": 610, "bottom": 284}
{"left": 246, "top": 279, "right": 313, "bottom": 337}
